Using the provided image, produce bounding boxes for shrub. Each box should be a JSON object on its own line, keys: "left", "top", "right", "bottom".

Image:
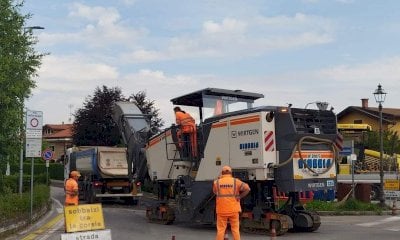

{"left": 0, "top": 184, "right": 50, "bottom": 224}
{"left": 8, "top": 162, "right": 64, "bottom": 181}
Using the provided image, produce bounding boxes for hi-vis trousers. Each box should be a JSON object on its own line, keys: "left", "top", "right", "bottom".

{"left": 216, "top": 213, "right": 240, "bottom": 240}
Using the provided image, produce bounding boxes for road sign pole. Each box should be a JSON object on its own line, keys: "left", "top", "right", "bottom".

{"left": 30, "top": 157, "right": 34, "bottom": 223}
{"left": 46, "top": 160, "right": 49, "bottom": 185}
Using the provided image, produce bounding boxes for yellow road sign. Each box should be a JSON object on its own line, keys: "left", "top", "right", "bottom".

{"left": 64, "top": 204, "right": 105, "bottom": 233}
{"left": 384, "top": 179, "right": 400, "bottom": 191}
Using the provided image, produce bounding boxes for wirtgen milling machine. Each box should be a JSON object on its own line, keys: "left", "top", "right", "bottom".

{"left": 113, "top": 88, "right": 341, "bottom": 236}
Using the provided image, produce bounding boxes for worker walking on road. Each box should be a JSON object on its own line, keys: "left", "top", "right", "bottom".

{"left": 65, "top": 170, "right": 81, "bottom": 206}
{"left": 174, "top": 106, "right": 197, "bottom": 158}
{"left": 213, "top": 166, "right": 250, "bottom": 240}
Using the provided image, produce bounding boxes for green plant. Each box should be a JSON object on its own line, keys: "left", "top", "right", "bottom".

{"left": 0, "top": 184, "right": 50, "bottom": 223}
{"left": 305, "top": 199, "right": 385, "bottom": 213}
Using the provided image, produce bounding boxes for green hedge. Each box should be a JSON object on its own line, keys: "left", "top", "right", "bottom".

{"left": 0, "top": 184, "right": 50, "bottom": 224}
{"left": 0, "top": 173, "right": 48, "bottom": 193}
{"left": 1, "top": 162, "right": 65, "bottom": 181}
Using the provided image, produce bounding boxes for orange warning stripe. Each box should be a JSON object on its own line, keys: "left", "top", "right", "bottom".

{"left": 147, "top": 130, "right": 171, "bottom": 148}
{"left": 293, "top": 151, "right": 333, "bottom": 158}
{"left": 230, "top": 115, "right": 260, "bottom": 125}
{"left": 212, "top": 121, "right": 227, "bottom": 128}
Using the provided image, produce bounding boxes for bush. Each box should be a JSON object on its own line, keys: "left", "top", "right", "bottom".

{"left": 0, "top": 174, "right": 47, "bottom": 193}
{"left": 0, "top": 184, "right": 50, "bottom": 224}
{"left": 8, "top": 162, "right": 64, "bottom": 181}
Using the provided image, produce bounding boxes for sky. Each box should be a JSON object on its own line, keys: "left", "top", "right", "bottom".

{"left": 22, "top": 0, "right": 400, "bottom": 126}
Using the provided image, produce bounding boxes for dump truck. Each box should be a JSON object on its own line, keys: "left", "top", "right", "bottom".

{"left": 65, "top": 146, "right": 142, "bottom": 204}
{"left": 113, "top": 88, "right": 342, "bottom": 236}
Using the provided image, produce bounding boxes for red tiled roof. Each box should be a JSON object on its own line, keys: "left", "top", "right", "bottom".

{"left": 43, "top": 124, "right": 73, "bottom": 139}
{"left": 45, "top": 128, "right": 73, "bottom": 139}
{"left": 44, "top": 124, "right": 73, "bottom": 130}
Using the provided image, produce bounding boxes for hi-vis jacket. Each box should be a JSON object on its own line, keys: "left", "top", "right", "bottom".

{"left": 175, "top": 111, "right": 195, "bottom": 133}
{"left": 213, "top": 174, "right": 250, "bottom": 214}
{"left": 65, "top": 178, "right": 79, "bottom": 205}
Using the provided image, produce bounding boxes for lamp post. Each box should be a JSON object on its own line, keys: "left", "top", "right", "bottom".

{"left": 373, "top": 84, "right": 387, "bottom": 207}
{"left": 18, "top": 26, "right": 44, "bottom": 195}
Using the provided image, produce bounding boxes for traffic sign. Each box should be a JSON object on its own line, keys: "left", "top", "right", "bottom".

{"left": 42, "top": 149, "right": 54, "bottom": 161}
{"left": 26, "top": 110, "right": 43, "bottom": 138}
{"left": 384, "top": 190, "right": 400, "bottom": 199}
{"left": 384, "top": 179, "right": 400, "bottom": 191}
{"left": 64, "top": 204, "right": 105, "bottom": 233}
{"left": 61, "top": 229, "right": 111, "bottom": 240}
{"left": 339, "top": 147, "right": 352, "bottom": 156}
{"left": 26, "top": 138, "right": 42, "bottom": 158}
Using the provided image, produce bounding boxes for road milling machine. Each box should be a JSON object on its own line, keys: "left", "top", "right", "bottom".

{"left": 112, "top": 88, "right": 341, "bottom": 235}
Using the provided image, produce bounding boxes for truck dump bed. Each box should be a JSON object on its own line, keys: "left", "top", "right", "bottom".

{"left": 75, "top": 147, "right": 128, "bottom": 178}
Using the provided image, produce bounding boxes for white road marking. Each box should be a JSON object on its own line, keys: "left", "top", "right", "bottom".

{"left": 385, "top": 226, "right": 400, "bottom": 232}
{"left": 356, "top": 216, "right": 400, "bottom": 227}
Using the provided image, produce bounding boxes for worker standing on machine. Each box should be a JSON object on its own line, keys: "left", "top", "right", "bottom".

{"left": 213, "top": 166, "right": 250, "bottom": 240}
{"left": 65, "top": 170, "right": 81, "bottom": 206}
{"left": 174, "top": 106, "right": 197, "bottom": 158}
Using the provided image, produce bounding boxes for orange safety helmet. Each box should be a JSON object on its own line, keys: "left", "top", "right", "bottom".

{"left": 221, "top": 166, "right": 232, "bottom": 174}
{"left": 70, "top": 170, "right": 81, "bottom": 177}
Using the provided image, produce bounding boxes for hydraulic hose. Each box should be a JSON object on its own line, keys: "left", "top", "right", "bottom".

{"left": 273, "top": 136, "right": 340, "bottom": 175}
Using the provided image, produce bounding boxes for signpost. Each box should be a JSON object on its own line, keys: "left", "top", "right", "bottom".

{"left": 42, "top": 149, "right": 53, "bottom": 185}
{"left": 384, "top": 179, "right": 400, "bottom": 200}
{"left": 25, "top": 110, "right": 43, "bottom": 223}
{"left": 339, "top": 147, "right": 352, "bottom": 156}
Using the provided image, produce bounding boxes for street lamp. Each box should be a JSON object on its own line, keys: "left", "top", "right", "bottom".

{"left": 373, "top": 84, "right": 387, "bottom": 207}
{"left": 18, "top": 26, "right": 44, "bottom": 195}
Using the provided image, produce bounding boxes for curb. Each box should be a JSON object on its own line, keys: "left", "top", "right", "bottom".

{"left": 1, "top": 202, "right": 51, "bottom": 239}
{"left": 318, "top": 210, "right": 393, "bottom": 216}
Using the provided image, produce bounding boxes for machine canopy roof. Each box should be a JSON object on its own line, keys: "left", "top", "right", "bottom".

{"left": 170, "top": 88, "right": 264, "bottom": 107}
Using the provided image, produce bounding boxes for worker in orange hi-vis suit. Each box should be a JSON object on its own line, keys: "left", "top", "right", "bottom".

{"left": 213, "top": 166, "right": 250, "bottom": 240}
{"left": 174, "top": 106, "right": 197, "bottom": 158}
{"left": 65, "top": 170, "right": 81, "bottom": 206}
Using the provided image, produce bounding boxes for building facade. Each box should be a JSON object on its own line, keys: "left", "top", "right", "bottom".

{"left": 337, "top": 98, "right": 400, "bottom": 134}
{"left": 42, "top": 123, "right": 73, "bottom": 162}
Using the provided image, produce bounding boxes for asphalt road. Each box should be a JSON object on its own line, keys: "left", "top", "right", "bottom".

{"left": 8, "top": 186, "right": 400, "bottom": 240}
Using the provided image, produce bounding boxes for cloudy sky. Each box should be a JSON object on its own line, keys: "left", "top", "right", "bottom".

{"left": 23, "top": 0, "right": 400, "bottom": 126}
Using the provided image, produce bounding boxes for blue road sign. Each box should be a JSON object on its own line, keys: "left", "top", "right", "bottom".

{"left": 339, "top": 146, "right": 352, "bottom": 156}
{"left": 42, "top": 149, "right": 54, "bottom": 161}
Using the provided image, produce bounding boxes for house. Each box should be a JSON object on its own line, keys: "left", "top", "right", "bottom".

{"left": 42, "top": 123, "right": 73, "bottom": 161}
{"left": 337, "top": 99, "right": 400, "bottom": 134}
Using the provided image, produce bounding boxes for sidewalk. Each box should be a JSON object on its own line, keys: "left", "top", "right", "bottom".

{"left": 5, "top": 197, "right": 64, "bottom": 240}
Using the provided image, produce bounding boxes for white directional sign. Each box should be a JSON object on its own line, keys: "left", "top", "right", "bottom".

{"left": 384, "top": 190, "right": 400, "bottom": 199}
{"left": 25, "top": 110, "right": 43, "bottom": 157}
{"left": 61, "top": 229, "right": 112, "bottom": 240}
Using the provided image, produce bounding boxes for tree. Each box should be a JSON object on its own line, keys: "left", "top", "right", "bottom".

{"left": 73, "top": 86, "right": 124, "bottom": 146}
{"left": 73, "top": 87, "right": 164, "bottom": 146}
{"left": 0, "top": 0, "right": 44, "bottom": 160}
{"left": 127, "top": 91, "right": 164, "bottom": 136}
{"left": 363, "top": 130, "right": 400, "bottom": 155}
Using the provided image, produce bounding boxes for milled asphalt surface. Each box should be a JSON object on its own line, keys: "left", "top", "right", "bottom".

{"left": 4, "top": 180, "right": 400, "bottom": 240}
